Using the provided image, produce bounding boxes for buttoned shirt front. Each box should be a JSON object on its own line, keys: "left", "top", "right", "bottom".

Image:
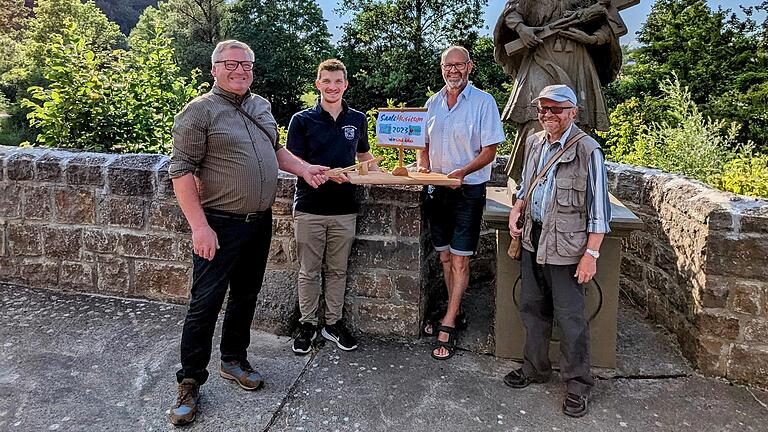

{"left": 169, "top": 85, "right": 282, "bottom": 214}
{"left": 517, "top": 124, "right": 612, "bottom": 233}
{"left": 424, "top": 83, "right": 506, "bottom": 185}
{"left": 286, "top": 100, "right": 369, "bottom": 215}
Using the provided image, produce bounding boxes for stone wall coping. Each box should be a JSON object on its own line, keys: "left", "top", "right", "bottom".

{"left": 606, "top": 161, "right": 768, "bottom": 233}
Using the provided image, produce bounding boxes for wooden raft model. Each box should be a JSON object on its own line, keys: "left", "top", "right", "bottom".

{"left": 325, "top": 157, "right": 460, "bottom": 186}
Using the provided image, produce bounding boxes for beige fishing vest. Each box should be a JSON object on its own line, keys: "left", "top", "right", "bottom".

{"left": 520, "top": 127, "right": 600, "bottom": 266}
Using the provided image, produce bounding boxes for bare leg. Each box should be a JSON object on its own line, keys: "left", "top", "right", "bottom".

{"left": 433, "top": 254, "right": 471, "bottom": 358}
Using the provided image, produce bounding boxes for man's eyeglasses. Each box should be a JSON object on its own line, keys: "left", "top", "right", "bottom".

{"left": 440, "top": 62, "right": 470, "bottom": 72}
{"left": 536, "top": 106, "right": 576, "bottom": 115}
{"left": 214, "top": 60, "right": 254, "bottom": 71}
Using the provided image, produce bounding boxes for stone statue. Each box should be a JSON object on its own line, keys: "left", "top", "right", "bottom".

{"left": 494, "top": 0, "right": 637, "bottom": 179}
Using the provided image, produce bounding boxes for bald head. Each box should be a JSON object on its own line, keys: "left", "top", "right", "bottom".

{"left": 441, "top": 46, "right": 471, "bottom": 63}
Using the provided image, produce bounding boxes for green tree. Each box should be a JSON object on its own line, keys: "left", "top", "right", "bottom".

{"left": 605, "top": 0, "right": 768, "bottom": 150}
{"left": 0, "top": 0, "right": 30, "bottom": 91}
{"left": 467, "top": 36, "right": 509, "bottom": 108}
{"left": 0, "top": 0, "right": 30, "bottom": 33}
{"left": 337, "top": 0, "right": 486, "bottom": 110}
{"left": 606, "top": 76, "right": 739, "bottom": 185}
{"left": 22, "top": 20, "right": 203, "bottom": 153}
{"left": 95, "top": 0, "right": 159, "bottom": 34}
{"left": 130, "top": 0, "right": 228, "bottom": 83}
{"left": 24, "top": 0, "right": 126, "bottom": 50}
{"left": 225, "top": 0, "right": 332, "bottom": 123}
{"left": 1, "top": 0, "right": 126, "bottom": 144}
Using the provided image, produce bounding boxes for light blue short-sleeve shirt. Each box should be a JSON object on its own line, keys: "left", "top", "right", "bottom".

{"left": 424, "top": 83, "right": 506, "bottom": 185}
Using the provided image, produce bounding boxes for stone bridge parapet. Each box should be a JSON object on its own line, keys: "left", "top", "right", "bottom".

{"left": 607, "top": 162, "right": 768, "bottom": 387}
{"left": 0, "top": 145, "right": 449, "bottom": 339}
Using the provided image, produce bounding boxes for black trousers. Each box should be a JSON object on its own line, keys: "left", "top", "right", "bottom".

{"left": 176, "top": 210, "right": 272, "bottom": 384}
{"left": 519, "top": 222, "right": 594, "bottom": 396}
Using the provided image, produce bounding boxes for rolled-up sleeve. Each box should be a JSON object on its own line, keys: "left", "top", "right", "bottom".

{"left": 169, "top": 102, "right": 209, "bottom": 179}
{"left": 586, "top": 149, "right": 611, "bottom": 233}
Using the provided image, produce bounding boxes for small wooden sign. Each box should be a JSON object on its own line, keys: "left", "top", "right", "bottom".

{"left": 376, "top": 108, "right": 428, "bottom": 149}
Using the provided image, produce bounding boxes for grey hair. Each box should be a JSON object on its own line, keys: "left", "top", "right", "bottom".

{"left": 441, "top": 46, "right": 471, "bottom": 63}
{"left": 211, "top": 40, "right": 255, "bottom": 65}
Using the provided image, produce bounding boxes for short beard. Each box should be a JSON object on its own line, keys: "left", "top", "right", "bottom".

{"left": 445, "top": 77, "right": 467, "bottom": 90}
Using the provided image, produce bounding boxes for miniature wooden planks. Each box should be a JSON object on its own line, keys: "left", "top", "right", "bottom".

{"left": 347, "top": 171, "right": 461, "bottom": 186}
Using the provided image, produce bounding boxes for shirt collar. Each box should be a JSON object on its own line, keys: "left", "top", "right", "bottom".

{"left": 314, "top": 99, "right": 350, "bottom": 117}
{"left": 212, "top": 84, "right": 251, "bottom": 105}
{"left": 440, "top": 82, "right": 474, "bottom": 101}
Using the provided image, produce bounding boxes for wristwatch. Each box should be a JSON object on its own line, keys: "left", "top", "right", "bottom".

{"left": 585, "top": 248, "right": 600, "bottom": 259}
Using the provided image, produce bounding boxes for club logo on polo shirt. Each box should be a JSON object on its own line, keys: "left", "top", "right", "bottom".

{"left": 342, "top": 125, "right": 356, "bottom": 141}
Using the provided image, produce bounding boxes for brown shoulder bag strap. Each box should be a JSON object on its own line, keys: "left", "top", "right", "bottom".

{"left": 521, "top": 131, "right": 587, "bottom": 206}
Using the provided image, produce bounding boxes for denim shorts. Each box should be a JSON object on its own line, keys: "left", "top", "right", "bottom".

{"left": 423, "top": 183, "right": 487, "bottom": 256}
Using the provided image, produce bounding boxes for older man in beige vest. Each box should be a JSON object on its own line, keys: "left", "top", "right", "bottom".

{"left": 505, "top": 84, "right": 611, "bottom": 418}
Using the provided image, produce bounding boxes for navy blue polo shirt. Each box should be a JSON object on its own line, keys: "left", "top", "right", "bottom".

{"left": 286, "top": 100, "right": 370, "bottom": 215}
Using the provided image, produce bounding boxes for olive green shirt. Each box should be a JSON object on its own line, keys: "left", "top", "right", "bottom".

{"left": 169, "top": 85, "right": 283, "bottom": 214}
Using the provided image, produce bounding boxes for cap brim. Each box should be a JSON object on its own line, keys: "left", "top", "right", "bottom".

{"left": 532, "top": 95, "right": 573, "bottom": 103}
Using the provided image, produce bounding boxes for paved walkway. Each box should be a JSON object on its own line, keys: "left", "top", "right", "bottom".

{"left": 1, "top": 285, "right": 767, "bottom": 431}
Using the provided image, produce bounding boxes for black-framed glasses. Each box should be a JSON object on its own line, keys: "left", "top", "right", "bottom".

{"left": 536, "top": 106, "right": 576, "bottom": 115}
{"left": 214, "top": 60, "right": 254, "bottom": 71}
{"left": 440, "top": 61, "right": 470, "bottom": 72}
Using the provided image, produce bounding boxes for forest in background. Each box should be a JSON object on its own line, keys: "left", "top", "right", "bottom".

{"left": 0, "top": 0, "right": 766, "bottom": 197}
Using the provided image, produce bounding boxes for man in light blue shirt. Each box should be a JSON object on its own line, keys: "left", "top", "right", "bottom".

{"left": 417, "top": 46, "right": 506, "bottom": 360}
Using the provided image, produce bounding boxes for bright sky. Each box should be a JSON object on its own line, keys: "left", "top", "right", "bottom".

{"left": 316, "top": 0, "right": 765, "bottom": 46}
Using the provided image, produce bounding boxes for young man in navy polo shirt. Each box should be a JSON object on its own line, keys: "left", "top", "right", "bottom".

{"left": 287, "top": 59, "right": 378, "bottom": 355}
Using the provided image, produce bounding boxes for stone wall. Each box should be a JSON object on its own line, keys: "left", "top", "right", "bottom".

{"left": 0, "top": 146, "right": 435, "bottom": 339}
{"left": 608, "top": 162, "right": 768, "bottom": 387}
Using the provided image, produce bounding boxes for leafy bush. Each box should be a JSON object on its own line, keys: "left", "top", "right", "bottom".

{"left": 713, "top": 148, "right": 768, "bottom": 198}
{"left": 22, "top": 20, "right": 203, "bottom": 154}
{"left": 604, "top": 76, "right": 767, "bottom": 198}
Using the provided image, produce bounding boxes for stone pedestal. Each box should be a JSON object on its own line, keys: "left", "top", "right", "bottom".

{"left": 484, "top": 184, "right": 642, "bottom": 368}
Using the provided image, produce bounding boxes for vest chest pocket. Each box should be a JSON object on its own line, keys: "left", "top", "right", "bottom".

{"left": 555, "top": 176, "right": 587, "bottom": 208}
{"left": 556, "top": 178, "right": 572, "bottom": 206}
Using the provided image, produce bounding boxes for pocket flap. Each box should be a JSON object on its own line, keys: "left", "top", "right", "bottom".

{"left": 572, "top": 177, "right": 587, "bottom": 191}
{"left": 556, "top": 178, "right": 573, "bottom": 189}
{"left": 556, "top": 214, "right": 586, "bottom": 232}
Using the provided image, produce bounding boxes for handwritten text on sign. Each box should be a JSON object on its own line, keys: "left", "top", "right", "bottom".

{"left": 376, "top": 109, "right": 427, "bottom": 149}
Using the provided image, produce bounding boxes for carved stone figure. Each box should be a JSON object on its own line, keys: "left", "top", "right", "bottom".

{"left": 494, "top": 0, "right": 636, "bottom": 178}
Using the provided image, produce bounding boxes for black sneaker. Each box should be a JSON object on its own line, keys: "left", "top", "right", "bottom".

{"left": 321, "top": 321, "right": 358, "bottom": 351}
{"left": 292, "top": 322, "right": 317, "bottom": 355}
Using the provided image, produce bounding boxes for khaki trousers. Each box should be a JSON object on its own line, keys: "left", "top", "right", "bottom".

{"left": 294, "top": 211, "right": 357, "bottom": 326}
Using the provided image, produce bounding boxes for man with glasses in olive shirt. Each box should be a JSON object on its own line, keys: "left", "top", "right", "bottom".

{"left": 288, "top": 59, "right": 378, "bottom": 355}
{"left": 167, "top": 40, "right": 329, "bottom": 426}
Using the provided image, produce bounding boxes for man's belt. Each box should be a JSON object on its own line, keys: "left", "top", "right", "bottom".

{"left": 204, "top": 208, "right": 266, "bottom": 222}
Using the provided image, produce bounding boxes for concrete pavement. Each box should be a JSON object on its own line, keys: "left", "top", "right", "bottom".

{"left": 1, "top": 284, "right": 767, "bottom": 432}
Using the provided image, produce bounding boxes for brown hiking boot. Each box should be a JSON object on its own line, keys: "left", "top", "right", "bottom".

{"left": 169, "top": 378, "right": 200, "bottom": 426}
{"left": 219, "top": 360, "right": 264, "bottom": 391}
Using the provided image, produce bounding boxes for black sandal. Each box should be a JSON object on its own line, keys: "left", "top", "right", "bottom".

{"left": 422, "top": 310, "right": 467, "bottom": 336}
{"left": 430, "top": 325, "right": 458, "bottom": 360}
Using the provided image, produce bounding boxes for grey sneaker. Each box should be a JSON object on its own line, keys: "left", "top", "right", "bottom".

{"left": 169, "top": 378, "right": 199, "bottom": 426}
{"left": 219, "top": 360, "right": 264, "bottom": 390}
